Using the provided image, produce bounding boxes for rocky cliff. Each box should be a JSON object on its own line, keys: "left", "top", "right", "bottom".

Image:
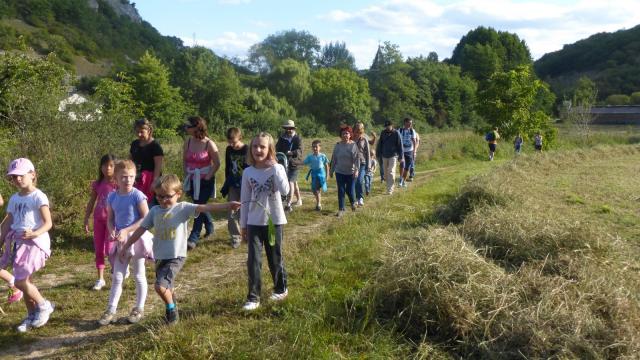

{"left": 87, "top": 0, "right": 142, "bottom": 23}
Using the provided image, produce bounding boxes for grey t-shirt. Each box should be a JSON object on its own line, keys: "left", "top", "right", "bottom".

{"left": 141, "top": 202, "right": 198, "bottom": 259}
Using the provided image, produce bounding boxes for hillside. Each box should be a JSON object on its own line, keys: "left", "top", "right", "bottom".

{"left": 534, "top": 24, "right": 640, "bottom": 100}
{"left": 0, "top": 0, "right": 184, "bottom": 76}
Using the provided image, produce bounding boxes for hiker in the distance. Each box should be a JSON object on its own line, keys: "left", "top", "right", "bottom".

{"left": 352, "top": 122, "right": 370, "bottom": 207}
{"left": 485, "top": 127, "right": 500, "bottom": 161}
{"left": 397, "top": 117, "right": 418, "bottom": 188}
{"left": 534, "top": 132, "right": 543, "bottom": 152}
{"left": 275, "top": 120, "right": 303, "bottom": 211}
{"left": 514, "top": 134, "right": 523, "bottom": 154}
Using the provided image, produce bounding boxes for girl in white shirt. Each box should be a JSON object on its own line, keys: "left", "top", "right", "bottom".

{"left": 240, "top": 132, "right": 290, "bottom": 311}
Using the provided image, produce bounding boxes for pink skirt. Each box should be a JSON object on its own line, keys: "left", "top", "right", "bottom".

{"left": 13, "top": 241, "right": 48, "bottom": 281}
{"left": 108, "top": 230, "right": 154, "bottom": 264}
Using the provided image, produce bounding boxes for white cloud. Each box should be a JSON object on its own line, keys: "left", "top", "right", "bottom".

{"left": 324, "top": 0, "right": 640, "bottom": 63}
{"left": 181, "top": 31, "right": 259, "bottom": 58}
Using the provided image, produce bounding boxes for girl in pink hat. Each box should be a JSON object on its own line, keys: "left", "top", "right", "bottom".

{"left": 0, "top": 158, "right": 54, "bottom": 332}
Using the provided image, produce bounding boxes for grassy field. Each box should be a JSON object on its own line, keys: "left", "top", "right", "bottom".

{"left": 1, "top": 128, "right": 639, "bottom": 359}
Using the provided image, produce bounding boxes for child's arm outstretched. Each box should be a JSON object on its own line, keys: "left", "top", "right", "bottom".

{"left": 22, "top": 205, "right": 52, "bottom": 240}
{"left": 196, "top": 201, "right": 240, "bottom": 214}
{"left": 83, "top": 184, "right": 98, "bottom": 234}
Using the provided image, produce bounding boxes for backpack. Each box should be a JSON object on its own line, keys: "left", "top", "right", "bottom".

{"left": 485, "top": 131, "right": 495, "bottom": 142}
{"left": 275, "top": 152, "right": 289, "bottom": 169}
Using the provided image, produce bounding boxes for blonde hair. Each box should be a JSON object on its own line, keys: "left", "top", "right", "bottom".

{"left": 152, "top": 174, "right": 182, "bottom": 194}
{"left": 247, "top": 132, "right": 276, "bottom": 166}
{"left": 114, "top": 160, "right": 136, "bottom": 175}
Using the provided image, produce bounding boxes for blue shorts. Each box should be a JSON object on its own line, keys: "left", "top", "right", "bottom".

{"left": 402, "top": 152, "right": 414, "bottom": 170}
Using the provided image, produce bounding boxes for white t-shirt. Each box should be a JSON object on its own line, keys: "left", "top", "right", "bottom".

{"left": 7, "top": 189, "right": 51, "bottom": 255}
{"left": 240, "top": 164, "right": 290, "bottom": 228}
{"left": 141, "top": 202, "right": 198, "bottom": 259}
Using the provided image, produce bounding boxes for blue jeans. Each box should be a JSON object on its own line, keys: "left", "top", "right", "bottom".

{"left": 364, "top": 172, "right": 372, "bottom": 195}
{"left": 354, "top": 164, "right": 367, "bottom": 200}
{"left": 335, "top": 172, "right": 355, "bottom": 210}
{"left": 188, "top": 177, "right": 215, "bottom": 243}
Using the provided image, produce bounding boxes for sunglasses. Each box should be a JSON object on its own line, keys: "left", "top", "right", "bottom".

{"left": 156, "top": 193, "right": 177, "bottom": 200}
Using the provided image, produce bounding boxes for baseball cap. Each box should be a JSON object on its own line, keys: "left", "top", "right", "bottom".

{"left": 7, "top": 158, "right": 35, "bottom": 176}
{"left": 384, "top": 120, "right": 392, "bottom": 127}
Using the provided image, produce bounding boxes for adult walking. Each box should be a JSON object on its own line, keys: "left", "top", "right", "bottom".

{"left": 329, "top": 126, "right": 360, "bottom": 217}
{"left": 183, "top": 116, "right": 221, "bottom": 250}
{"left": 352, "top": 122, "right": 370, "bottom": 207}
{"left": 397, "top": 117, "right": 418, "bottom": 187}
{"left": 275, "top": 120, "right": 303, "bottom": 211}
{"left": 486, "top": 127, "right": 500, "bottom": 161}
{"left": 376, "top": 120, "right": 404, "bottom": 195}
{"left": 534, "top": 132, "right": 543, "bottom": 152}
{"left": 130, "top": 118, "right": 164, "bottom": 204}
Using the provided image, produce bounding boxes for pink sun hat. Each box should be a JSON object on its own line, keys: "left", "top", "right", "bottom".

{"left": 7, "top": 158, "right": 35, "bottom": 176}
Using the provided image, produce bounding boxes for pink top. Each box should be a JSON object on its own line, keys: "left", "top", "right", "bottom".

{"left": 92, "top": 180, "right": 117, "bottom": 222}
{"left": 185, "top": 140, "right": 211, "bottom": 179}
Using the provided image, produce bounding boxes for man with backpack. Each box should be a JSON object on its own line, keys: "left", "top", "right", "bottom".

{"left": 397, "top": 117, "right": 418, "bottom": 187}
{"left": 276, "top": 120, "right": 303, "bottom": 211}
{"left": 376, "top": 120, "right": 404, "bottom": 195}
{"left": 485, "top": 127, "right": 500, "bottom": 161}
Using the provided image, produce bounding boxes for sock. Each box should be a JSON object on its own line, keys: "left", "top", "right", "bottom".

{"left": 166, "top": 303, "right": 176, "bottom": 310}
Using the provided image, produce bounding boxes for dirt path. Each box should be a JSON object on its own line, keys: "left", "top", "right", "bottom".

{"left": 1, "top": 166, "right": 450, "bottom": 359}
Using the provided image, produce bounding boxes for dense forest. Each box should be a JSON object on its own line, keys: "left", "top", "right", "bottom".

{"left": 534, "top": 24, "right": 640, "bottom": 102}
{"left": 9, "top": 0, "right": 628, "bottom": 143}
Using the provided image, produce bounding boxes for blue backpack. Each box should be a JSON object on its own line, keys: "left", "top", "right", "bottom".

{"left": 485, "top": 131, "right": 495, "bottom": 141}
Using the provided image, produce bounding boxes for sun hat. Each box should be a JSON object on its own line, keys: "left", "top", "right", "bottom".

{"left": 7, "top": 158, "right": 35, "bottom": 176}
{"left": 282, "top": 120, "right": 296, "bottom": 129}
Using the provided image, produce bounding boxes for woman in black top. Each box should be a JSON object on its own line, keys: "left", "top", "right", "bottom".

{"left": 129, "top": 118, "right": 164, "bottom": 203}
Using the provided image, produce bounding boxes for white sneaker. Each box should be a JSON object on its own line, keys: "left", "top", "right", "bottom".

{"left": 269, "top": 289, "right": 288, "bottom": 302}
{"left": 93, "top": 279, "right": 106, "bottom": 291}
{"left": 31, "top": 300, "right": 54, "bottom": 328}
{"left": 358, "top": 198, "right": 364, "bottom": 206}
{"left": 295, "top": 199, "right": 303, "bottom": 206}
{"left": 16, "top": 312, "right": 36, "bottom": 333}
{"left": 242, "top": 301, "right": 260, "bottom": 311}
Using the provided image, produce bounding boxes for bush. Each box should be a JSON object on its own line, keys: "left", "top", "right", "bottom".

{"left": 605, "top": 94, "right": 630, "bottom": 105}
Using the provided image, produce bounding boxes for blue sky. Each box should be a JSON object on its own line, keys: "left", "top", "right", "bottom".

{"left": 134, "top": 0, "right": 640, "bottom": 69}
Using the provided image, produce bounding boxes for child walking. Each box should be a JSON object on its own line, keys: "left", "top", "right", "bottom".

{"left": 0, "top": 192, "right": 25, "bottom": 305}
{"left": 303, "top": 140, "right": 329, "bottom": 211}
{"left": 222, "top": 127, "right": 248, "bottom": 249}
{"left": 240, "top": 132, "right": 290, "bottom": 311}
{"left": 83, "top": 154, "right": 117, "bottom": 291}
{"left": 365, "top": 148, "right": 377, "bottom": 196}
{"left": 98, "top": 160, "right": 153, "bottom": 326}
{"left": 121, "top": 175, "right": 240, "bottom": 324}
{"left": 0, "top": 158, "right": 54, "bottom": 332}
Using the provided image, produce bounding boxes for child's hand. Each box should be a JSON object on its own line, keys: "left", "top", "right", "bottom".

{"left": 118, "top": 244, "right": 130, "bottom": 262}
{"left": 228, "top": 201, "right": 241, "bottom": 211}
{"left": 22, "top": 229, "right": 36, "bottom": 240}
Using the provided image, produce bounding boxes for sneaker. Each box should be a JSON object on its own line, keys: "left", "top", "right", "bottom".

{"left": 269, "top": 289, "right": 288, "bottom": 302}
{"left": 165, "top": 307, "right": 179, "bottom": 325}
{"left": 98, "top": 311, "right": 116, "bottom": 326}
{"left": 351, "top": 203, "right": 357, "bottom": 212}
{"left": 31, "top": 300, "right": 54, "bottom": 328}
{"left": 92, "top": 279, "right": 106, "bottom": 291}
{"left": 386, "top": 190, "right": 393, "bottom": 195}
{"left": 187, "top": 241, "right": 197, "bottom": 251}
{"left": 336, "top": 210, "right": 345, "bottom": 218}
{"left": 315, "top": 204, "right": 322, "bottom": 211}
{"left": 407, "top": 177, "right": 414, "bottom": 182}
{"left": 398, "top": 179, "right": 404, "bottom": 187}
{"left": 358, "top": 198, "right": 364, "bottom": 206}
{"left": 230, "top": 237, "right": 241, "bottom": 249}
{"left": 7, "top": 288, "right": 23, "bottom": 304}
{"left": 127, "top": 307, "right": 143, "bottom": 324}
{"left": 242, "top": 301, "right": 260, "bottom": 311}
{"left": 16, "top": 312, "right": 36, "bottom": 333}
{"left": 295, "top": 199, "right": 303, "bottom": 206}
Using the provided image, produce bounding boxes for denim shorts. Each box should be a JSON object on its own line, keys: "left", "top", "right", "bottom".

{"left": 287, "top": 168, "right": 299, "bottom": 182}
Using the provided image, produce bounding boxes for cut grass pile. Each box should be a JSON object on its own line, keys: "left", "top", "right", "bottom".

{"left": 359, "top": 145, "right": 640, "bottom": 359}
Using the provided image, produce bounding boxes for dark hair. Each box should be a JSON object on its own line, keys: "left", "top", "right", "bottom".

{"left": 134, "top": 118, "right": 153, "bottom": 133}
{"left": 226, "top": 127, "right": 242, "bottom": 140}
{"left": 97, "top": 154, "right": 116, "bottom": 182}
{"left": 311, "top": 139, "right": 321, "bottom": 146}
{"left": 187, "top": 116, "right": 208, "bottom": 140}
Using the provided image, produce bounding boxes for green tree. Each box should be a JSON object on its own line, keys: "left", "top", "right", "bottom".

{"left": 130, "top": 51, "right": 190, "bottom": 129}
{"left": 630, "top": 91, "right": 640, "bottom": 105}
{"left": 308, "top": 68, "right": 372, "bottom": 130}
{"left": 267, "top": 59, "right": 312, "bottom": 108}
{"left": 450, "top": 26, "right": 532, "bottom": 82}
{"left": 477, "top": 66, "right": 555, "bottom": 143}
{"left": 207, "top": 61, "right": 247, "bottom": 129}
{"left": 93, "top": 72, "right": 143, "bottom": 123}
{"left": 605, "top": 94, "right": 630, "bottom": 105}
{"left": 248, "top": 29, "right": 320, "bottom": 72}
{"left": 318, "top": 41, "right": 356, "bottom": 70}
